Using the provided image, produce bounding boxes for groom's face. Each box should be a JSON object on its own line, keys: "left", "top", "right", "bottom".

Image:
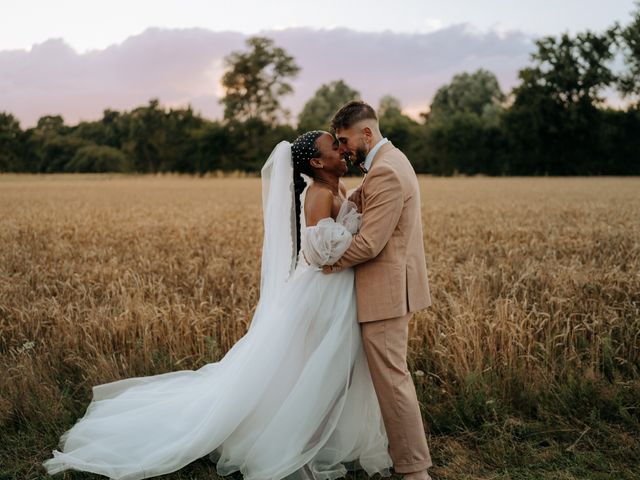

{"left": 335, "top": 125, "right": 369, "bottom": 170}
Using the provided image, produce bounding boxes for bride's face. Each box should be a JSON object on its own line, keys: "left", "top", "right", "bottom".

{"left": 313, "top": 132, "right": 348, "bottom": 177}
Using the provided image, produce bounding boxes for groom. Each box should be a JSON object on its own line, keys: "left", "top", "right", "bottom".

{"left": 323, "top": 100, "right": 433, "bottom": 480}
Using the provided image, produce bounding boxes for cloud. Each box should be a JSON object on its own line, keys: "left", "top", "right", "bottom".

{"left": 0, "top": 26, "right": 534, "bottom": 127}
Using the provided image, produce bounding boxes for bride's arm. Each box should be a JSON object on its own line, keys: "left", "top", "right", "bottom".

{"left": 302, "top": 220, "right": 353, "bottom": 268}
{"left": 300, "top": 188, "right": 354, "bottom": 268}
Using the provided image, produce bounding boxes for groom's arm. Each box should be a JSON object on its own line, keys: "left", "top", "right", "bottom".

{"left": 325, "top": 166, "right": 403, "bottom": 272}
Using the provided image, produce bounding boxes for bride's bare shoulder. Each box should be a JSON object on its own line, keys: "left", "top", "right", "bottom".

{"left": 304, "top": 186, "right": 334, "bottom": 227}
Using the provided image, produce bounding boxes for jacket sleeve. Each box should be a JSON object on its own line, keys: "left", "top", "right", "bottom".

{"left": 329, "top": 165, "right": 403, "bottom": 270}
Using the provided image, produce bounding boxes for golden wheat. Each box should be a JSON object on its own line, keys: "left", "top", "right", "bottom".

{"left": 1, "top": 174, "right": 639, "bottom": 439}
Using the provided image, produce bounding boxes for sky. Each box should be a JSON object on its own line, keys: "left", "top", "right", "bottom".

{"left": 2, "top": 0, "right": 637, "bottom": 52}
{"left": 1, "top": 0, "right": 637, "bottom": 126}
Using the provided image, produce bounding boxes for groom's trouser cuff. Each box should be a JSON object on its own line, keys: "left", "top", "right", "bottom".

{"left": 361, "top": 312, "right": 432, "bottom": 474}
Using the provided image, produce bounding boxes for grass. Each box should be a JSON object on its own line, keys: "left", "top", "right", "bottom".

{"left": 1, "top": 174, "right": 639, "bottom": 479}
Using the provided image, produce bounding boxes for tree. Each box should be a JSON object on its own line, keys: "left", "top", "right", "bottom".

{"left": 36, "top": 115, "right": 68, "bottom": 135}
{"left": 124, "top": 99, "right": 167, "bottom": 173}
{"left": 0, "top": 113, "right": 22, "bottom": 172}
{"left": 101, "top": 109, "right": 129, "bottom": 149}
{"left": 72, "top": 120, "right": 109, "bottom": 146}
{"left": 21, "top": 114, "right": 88, "bottom": 172}
{"left": 505, "top": 28, "right": 619, "bottom": 174}
{"left": 161, "top": 106, "right": 207, "bottom": 172}
{"left": 378, "top": 95, "right": 402, "bottom": 118}
{"left": 221, "top": 36, "right": 300, "bottom": 125}
{"left": 516, "top": 29, "right": 617, "bottom": 109}
{"left": 65, "top": 145, "right": 128, "bottom": 173}
{"left": 423, "top": 111, "right": 507, "bottom": 175}
{"left": 421, "top": 71, "right": 508, "bottom": 175}
{"left": 427, "top": 69, "right": 506, "bottom": 125}
{"left": 377, "top": 96, "right": 424, "bottom": 169}
{"left": 40, "top": 135, "right": 90, "bottom": 173}
{"left": 618, "top": 1, "right": 640, "bottom": 102}
{"left": 297, "top": 80, "right": 360, "bottom": 132}
{"left": 188, "top": 121, "right": 233, "bottom": 173}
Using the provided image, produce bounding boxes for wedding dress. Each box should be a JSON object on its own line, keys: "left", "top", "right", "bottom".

{"left": 42, "top": 141, "right": 392, "bottom": 480}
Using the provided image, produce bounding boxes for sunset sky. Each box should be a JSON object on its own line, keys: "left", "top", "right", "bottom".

{"left": 1, "top": 0, "right": 637, "bottom": 126}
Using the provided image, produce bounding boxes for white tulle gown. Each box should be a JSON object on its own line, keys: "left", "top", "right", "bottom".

{"left": 42, "top": 177, "right": 393, "bottom": 480}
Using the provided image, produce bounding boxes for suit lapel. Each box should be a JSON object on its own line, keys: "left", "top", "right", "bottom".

{"left": 370, "top": 141, "right": 394, "bottom": 171}
{"left": 362, "top": 141, "right": 395, "bottom": 186}
{"left": 359, "top": 141, "right": 395, "bottom": 211}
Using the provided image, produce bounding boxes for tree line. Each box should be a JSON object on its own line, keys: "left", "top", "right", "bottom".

{"left": 1, "top": 6, "right": 639, "bottom": 176}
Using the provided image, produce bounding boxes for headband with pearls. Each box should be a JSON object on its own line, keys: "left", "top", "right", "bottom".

{"left": 291, "top": 130, "right": 323, "bottom": 169}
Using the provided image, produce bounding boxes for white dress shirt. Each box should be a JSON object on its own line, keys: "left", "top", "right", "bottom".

{"left": 363, "top": 137, "right": 389, "bottom": 173}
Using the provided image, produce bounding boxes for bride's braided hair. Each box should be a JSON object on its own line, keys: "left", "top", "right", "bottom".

{"left": 291, "top": 130, "right": 324, "bottom": 255}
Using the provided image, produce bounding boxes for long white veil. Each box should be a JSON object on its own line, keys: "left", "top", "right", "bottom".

{"left": 257, "top": 140, "right": 298, "bottom": 313}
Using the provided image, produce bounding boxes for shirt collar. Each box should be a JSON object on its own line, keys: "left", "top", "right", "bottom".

{"left": 363, "top": 137, "right": 389, "bottom": 172}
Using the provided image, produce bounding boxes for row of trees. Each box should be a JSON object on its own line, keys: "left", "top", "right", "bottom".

{"left": 1, "top": 6, "right": 639, "bottom": 175}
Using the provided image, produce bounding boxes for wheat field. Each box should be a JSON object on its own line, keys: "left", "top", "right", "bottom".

{"left": 1, "top": 174, "right": 639, "bottom": 479}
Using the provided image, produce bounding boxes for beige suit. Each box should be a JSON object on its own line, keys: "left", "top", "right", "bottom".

{"left": 329, "top": 141, "right": 431, "bottom": 322}
{"left": 327, "top": 141, "right": 432, "bottom": 474}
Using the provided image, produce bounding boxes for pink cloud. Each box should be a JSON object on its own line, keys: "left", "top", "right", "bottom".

{"left": 0, "top": 26, "right": 533, "bottom": 127}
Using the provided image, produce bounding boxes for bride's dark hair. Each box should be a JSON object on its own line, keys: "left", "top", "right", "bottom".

{"left": 291, "top": 130, "right": 324, "bottom": 255}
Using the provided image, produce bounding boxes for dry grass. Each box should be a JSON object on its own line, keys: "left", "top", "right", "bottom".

{"left": 1, "top": 174, "right": 639, "bottom": 479}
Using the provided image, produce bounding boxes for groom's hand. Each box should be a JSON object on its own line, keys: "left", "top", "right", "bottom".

{"left": 322, "top": 264, "right": 344, "bottom": 274}
{"left": 322, "top": 265, "right": 343, "bottom": 274}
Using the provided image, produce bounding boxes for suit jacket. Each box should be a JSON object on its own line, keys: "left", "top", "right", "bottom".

{"left": 329, "top": 141, "right": 432, "bottom": 323}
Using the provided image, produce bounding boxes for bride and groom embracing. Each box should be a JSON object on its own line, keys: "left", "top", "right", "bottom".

{"left": 43, "top": 100, "right": 434, "bottom": 480}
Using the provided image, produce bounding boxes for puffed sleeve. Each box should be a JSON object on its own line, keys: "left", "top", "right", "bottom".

{"left": 336, "top": 200, "right": 362, "bottom": 235}
{"left": 301, "top": 219, "right": 353, "bottom": 267}
{"left": 301, "top": 200, "right": 362, "bottom": 267}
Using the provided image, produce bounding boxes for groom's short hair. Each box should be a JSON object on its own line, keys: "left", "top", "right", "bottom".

{"left": 331, "top": 100, "right": 378, "bottom": 132}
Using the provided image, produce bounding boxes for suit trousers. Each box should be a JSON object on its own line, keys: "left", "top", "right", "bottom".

{"left": 361, "top": 312, "right": 432, "bottom": 474}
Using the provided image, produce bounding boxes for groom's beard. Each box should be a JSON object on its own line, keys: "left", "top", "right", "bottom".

{"left": 353, "top": 147, "right": 367, "bottom": 169}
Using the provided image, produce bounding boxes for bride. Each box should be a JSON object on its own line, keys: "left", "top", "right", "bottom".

{"left": 42, "top": 130, "right": 393, "bottom": 480}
